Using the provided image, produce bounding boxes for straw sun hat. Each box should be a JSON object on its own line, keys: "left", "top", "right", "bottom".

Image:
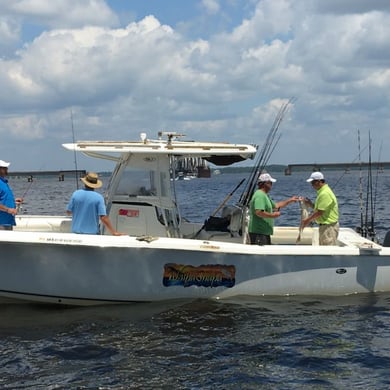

{"left": 80, "top": 172, "right": 102, "bottom": 189}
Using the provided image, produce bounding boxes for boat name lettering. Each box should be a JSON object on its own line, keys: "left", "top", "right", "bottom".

{"left": 200, "top": 245, "right": 220, "bottom": 250}
{"left": 39, "top": 237, "right": 83, "bottom": 244}
{"left": 163, "top": 263, "right": 235, "bottom": 288}
{"left": 119, "top": 208, "right": 139, "bottom": 217}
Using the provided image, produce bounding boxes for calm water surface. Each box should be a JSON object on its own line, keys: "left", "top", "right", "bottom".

{"left": 1, "top": 170, "right": 390, "bottom": 389}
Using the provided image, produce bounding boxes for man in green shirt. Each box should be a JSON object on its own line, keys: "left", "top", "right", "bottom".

{"left": 302, "top": 171, "right": 339, "bottom": 245}
{"left": 248, "top": 173, "right": 299, "bottom": 245}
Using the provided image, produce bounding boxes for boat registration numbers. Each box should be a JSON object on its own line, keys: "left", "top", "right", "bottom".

{"left": 119, "top": 208, "right": 139, "bottom": 217}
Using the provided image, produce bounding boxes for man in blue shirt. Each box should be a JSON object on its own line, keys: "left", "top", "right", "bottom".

{"left": 66, "top": 172, "right": 121, "bottom": 235}
{"left": 0, "top": 160, "right": 22, "bottom": 230}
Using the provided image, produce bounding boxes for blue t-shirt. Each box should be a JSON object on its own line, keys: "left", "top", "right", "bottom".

{"left": 66, "top": 189, "right": 107, "bottom": 234}
{"left": 0, "top": 177, "right": 16, "bottom": 227}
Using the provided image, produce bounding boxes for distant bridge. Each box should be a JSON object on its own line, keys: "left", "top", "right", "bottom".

{"left": 9, "top": 169, "right": 86, "bottom": 181}
{"left": 285, "top": 162, "right": 389, "bottom": 175}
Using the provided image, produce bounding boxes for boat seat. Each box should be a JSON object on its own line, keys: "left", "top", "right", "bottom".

{"left": 60, "top": 219, "right": 72, "bottom": 233}
{"left": 221, "top": 205, "right": 243, "bottom": 236}
{"left": 383, "top": 231, "right": 390, "bottom": 247}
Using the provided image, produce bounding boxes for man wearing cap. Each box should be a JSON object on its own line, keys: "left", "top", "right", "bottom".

{"left": 66, "top": 172, "right": 121, "bottom": 235}
{"left": 302, "top": 171, "right": 339, "bottom": 245}
{"left": 0, "top": 160, "right": 23, "bottom": 230}
{"left": 248, "top": 173, "right": 299, "bottom": 245}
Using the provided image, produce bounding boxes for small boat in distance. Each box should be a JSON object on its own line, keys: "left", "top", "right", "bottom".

{"left": 1, "top": 131, "right": 390, "bottom": 306}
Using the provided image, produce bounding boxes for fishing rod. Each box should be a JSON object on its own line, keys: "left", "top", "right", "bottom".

{"left": 15, "top": 176, "right": 34, "bottom": 212}
{"left": 70, "top": 109, "right": 79, "bottom": 189}
{"left": 239, "top": 110, "right": 280, "bottom": 205}
{"left": 16, "top": 161, "right": 46, "bottom": 211}
{"left": 21, "top": 178, "right": 34, "bottom": 199}
{"left": 238, "top": 97, "right": 296, "bottom": 207}
{"left": 358, "top": 130, "right": 365, "bottom": 237}
{"left": 357, "top": 130, "right": 378, "bottom": 242}
{"left": 239, "top": 107, "right": 283, "bottom": 205}
{"left": 211, "top": 178, "right": 245, "bottom": 217}
{"left": 366, "top": 131, "right": 376, "bottom": 242}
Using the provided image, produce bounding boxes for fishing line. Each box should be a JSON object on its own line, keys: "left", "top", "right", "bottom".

{"left": 332, "top": 142, "right": 369, "bottom": 190}
{"left": 372, "top": 140, "right": 382, "bottom": 233}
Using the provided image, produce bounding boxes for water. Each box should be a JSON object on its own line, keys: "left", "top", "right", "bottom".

{"left": 2, "top": 170, "right": 390, "bottom": 389}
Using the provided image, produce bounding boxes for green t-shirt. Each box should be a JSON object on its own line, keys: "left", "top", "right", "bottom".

{"left": 249, "top": 190, "right": 276, "bottom": 235}
{"left": 314, "top": 184, "right": 338, "bottom": 224}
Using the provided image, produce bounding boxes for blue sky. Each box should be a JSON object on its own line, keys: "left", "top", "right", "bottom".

{"left": 0, "top": 0, "right": 389, "bottom": 171}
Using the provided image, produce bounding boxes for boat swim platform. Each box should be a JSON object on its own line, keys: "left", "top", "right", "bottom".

{"left": 285, "top": 162, "right": 388, "bottom": 175}
{"left": 9, "top": 169, "right": 86, "bottom": 181}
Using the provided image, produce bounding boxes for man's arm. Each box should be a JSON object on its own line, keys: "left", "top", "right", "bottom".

{"left": 100, "top": 215, "right": 122, "bottom": 236}
{"left": 275, "top": 196, "right": 299, "bottom": 209}
{"left": 302, "top": 209, "right": 323, "bottom": 228}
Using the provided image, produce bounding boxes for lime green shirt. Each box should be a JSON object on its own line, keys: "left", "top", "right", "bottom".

{"left": 314, "top": 184, "right": 338, "bottom": 224}
{"left": 249, "top": 190, "right": 276, "bottom": 235}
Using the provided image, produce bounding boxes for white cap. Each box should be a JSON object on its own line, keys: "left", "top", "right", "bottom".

{"left": 258, "top": 173, "right": 276, "bottom": 183}
{"left": 306, "top": 171, "right": 324, "bottom": 182}
{"left": 0, "top": 160, "right": 10, "bottom": 168}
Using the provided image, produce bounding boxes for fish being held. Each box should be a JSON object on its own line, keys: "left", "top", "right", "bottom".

{"left": 296, "top": 197, "right": 312, "bottom": 244}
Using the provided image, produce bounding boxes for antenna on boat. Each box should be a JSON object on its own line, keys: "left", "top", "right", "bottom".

{"left": 70, "top": 109, "right": 79, "bottom": 189}
{"left": 158, "top": 131, "right": 185, "bottom": 144}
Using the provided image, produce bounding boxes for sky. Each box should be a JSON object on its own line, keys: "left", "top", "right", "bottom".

{"left": 0, "top": 0, "right": 389, "bottom": 171}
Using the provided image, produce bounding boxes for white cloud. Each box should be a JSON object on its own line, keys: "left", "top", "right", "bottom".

{"left": 0, "top": 0, "right": 118, "bottom": 28}
{"left": 0, "top": 0, "right": 389, "bottom": 170}
{"left": 201, "top": 0, "right": 220, "bottom": 15}
{"left": 312, "top": 0, "right": 390, "bottom": 14}
{"left": 0, "top": 16, "right": 20, "bottom": 53}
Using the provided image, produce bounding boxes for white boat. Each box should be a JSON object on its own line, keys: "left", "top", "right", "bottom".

{"left": 1, "top": 131, "right": 390, "bottom": 306}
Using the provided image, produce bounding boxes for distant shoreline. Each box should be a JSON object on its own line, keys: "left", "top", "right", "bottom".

{"left": 215, "top": 163, "right": 387, "bottom": 174}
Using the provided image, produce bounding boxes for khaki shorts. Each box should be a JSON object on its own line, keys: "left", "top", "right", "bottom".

{"left": 319, "top": 222, "right": 339, "bottom": 245}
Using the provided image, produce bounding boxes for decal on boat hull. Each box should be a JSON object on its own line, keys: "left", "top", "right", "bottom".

{"left": 163, "top": 263, "right": 236, "bottom": 288}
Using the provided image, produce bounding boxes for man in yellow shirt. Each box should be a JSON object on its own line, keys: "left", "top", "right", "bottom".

{"left": 302, "top": 171, "right": 339, "bottom": 245}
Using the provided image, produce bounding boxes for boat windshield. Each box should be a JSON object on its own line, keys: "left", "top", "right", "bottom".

{"left": 114, "top": 164, "right": 172, "bottom": 200}
{"left": 115, "top": 167, "right": 157, "bottom": 196}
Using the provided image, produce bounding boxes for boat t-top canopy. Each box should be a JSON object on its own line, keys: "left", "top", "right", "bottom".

{"left": 62, "top": 132, "right": 257, "bottom": 165}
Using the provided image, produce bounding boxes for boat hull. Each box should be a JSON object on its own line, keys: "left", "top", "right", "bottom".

{"left": 1, "top": 230, "right": 390, "bottom": 305}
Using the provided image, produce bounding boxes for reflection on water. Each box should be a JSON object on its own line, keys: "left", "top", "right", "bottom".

{"left": 2, "top": 294, "right": 390, "bottom": 388}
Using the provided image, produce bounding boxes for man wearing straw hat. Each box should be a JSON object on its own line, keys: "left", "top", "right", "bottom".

{"left": 0, "top": 159, "right": 23, "bottom": 230}
{"left": 66, "top": 172, "right": 121, "bottom": 235}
